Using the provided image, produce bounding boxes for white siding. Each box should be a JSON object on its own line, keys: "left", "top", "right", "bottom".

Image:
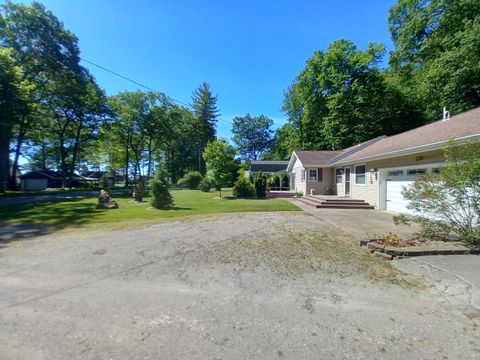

{"left": 291, "top": 158, "right": 306, "bottom": 195}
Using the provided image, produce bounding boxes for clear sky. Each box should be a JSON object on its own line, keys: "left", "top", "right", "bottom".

{"left": 22, "top": 0, "right": 397, "bottom": 139}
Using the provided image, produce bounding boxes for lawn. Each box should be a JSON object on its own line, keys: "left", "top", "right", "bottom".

{"left": 0, "top": 189, "right": 299, "bottom": 230}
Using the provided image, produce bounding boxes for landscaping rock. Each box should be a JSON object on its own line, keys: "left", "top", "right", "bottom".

{"left": 359, "top": 239, "right": 374, "bottom": 246}
{"left": 373, "top": 251, "right": 393, "bottom": 260}
{"left": 96, "top": 190, "right": 119, "bottom": 209}
{"left": 367, "top": 242, "right": 385, "bottom": 252}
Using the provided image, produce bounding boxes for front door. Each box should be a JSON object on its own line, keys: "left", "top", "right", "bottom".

{"left": 344, "top": 167, "right": 351, "bottom": 196}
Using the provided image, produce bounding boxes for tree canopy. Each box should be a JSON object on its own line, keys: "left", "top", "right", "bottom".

{"left": 232, "top": 114, "right": 274, "bottom": 160}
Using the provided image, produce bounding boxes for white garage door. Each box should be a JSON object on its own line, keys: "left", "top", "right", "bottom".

{"left": 386, "top": 180, "right": 414, "bottom": 214}
{"left": 385, "top": 168, "right": 428, "bottom": 214}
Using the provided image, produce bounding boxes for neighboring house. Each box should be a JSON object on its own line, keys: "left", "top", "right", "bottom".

{"left": 20, "top": 170, "right": 93, "bottom": 191}
{"left": 20, "top": 170, "right": 63, "bottom": 191}
{"left": 287, "top": 107, "right": 480, "bottom": 213}
{"left": 81, "top": 171, "right": 115, "bottom": 187}
{"left": 249, "top": 160, "right": 289, "bottom": 178}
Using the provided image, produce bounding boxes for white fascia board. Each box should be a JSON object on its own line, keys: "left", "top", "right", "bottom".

{"left": 287, "top": 151, "right": 299, "bottom": 172}
{"left": 331, "top": 134, "right": 480, "bottom": 166}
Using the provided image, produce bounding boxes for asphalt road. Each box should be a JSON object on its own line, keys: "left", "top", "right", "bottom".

{"left": 1, "top": 212, "right": 479, "bottom": 359}
{"left": 394, "top": 255, "right": 480, "bottom": 311}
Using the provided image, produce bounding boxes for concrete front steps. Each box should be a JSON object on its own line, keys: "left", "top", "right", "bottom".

{"left": 268, "top": 191, "right": 295, "bottom": 199}
{"left": 297, "top": 195, "right": 374, "bottom": 209}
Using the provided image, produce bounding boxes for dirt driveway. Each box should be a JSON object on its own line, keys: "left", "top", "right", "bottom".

{"left": 1, "top": 212, "right": 479, "bottom": 359}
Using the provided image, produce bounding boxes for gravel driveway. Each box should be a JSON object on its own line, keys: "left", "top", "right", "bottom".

{"left": 1, "top": 212, "right": 479, "bottom": 359}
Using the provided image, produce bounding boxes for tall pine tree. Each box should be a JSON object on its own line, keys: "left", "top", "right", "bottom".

{"left": 191, "top": 82, "right": 219, "bottom": 173}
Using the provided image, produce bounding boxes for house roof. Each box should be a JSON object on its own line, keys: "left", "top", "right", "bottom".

{"left": 250, "top": 160, "right": 289, "bottom": 173}
{"left": 20, "top": 170, "right": 63, "bottom": 179}
{"left": 294, "top": 151, "right": 338, "bottom": 167}
{"left": 332, "top": 107, "right": 480, "bottom": 165}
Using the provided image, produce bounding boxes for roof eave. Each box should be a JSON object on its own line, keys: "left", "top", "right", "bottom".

{"left": 332, "top": 133, "right": 480, "bottom": 166}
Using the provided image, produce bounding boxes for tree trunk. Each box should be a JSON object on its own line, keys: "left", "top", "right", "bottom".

{"left": 59, "top": 135, "right": 68, "bottom": 188}
{"left": 0, "top": 132, "right": 10, "bottom": 193}
{"left": 8, "top": 117, "right": 27, "bottom": 190}
{"left": 67, "top": 120, "right": 83, "bottom": 188}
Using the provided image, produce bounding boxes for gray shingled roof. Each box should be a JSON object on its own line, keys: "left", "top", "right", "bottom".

{"left": 250, "top": 160, "right": 289, "bottom": 173}
{"left": 332, "top": 107, "right": 480, "bottom": 165}
{"left": 294, "top": 151, "right": 338, "bottom": 166}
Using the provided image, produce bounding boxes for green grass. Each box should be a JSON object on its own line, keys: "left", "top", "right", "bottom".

{"left": 0, "top": 189, "right": 299, "bottom": 231}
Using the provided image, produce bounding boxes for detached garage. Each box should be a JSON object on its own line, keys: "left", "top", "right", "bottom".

{"left": 20, "top": 171, "right": 63, "bottom": 191}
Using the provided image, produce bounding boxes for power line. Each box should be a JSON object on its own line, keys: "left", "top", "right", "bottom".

{"left": 79, "top": 57, "right": 233, "bottom": 125}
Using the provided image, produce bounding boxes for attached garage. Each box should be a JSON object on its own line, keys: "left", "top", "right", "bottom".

{"left": 384, "top": 167, "right": 439, "bottom": 214}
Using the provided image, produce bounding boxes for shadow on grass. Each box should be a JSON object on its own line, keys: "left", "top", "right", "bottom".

{"left": 0, "top": 197, "right": 103, "bottom": 247}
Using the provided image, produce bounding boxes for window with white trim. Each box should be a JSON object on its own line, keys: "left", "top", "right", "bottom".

{"left": 388, "top": 170, "right": 404, "bottom": 177}
{"left": 308, "top": 169, "right": 317, "bottom": 182}
{"left": 355, "top": 165, "right": 366, "bottom": 185}
{"left": 407, "top": 169, "right": 426, "bottom": 176}
{"left": 301, "top": 169, "right": 305, "bottom": 182}
{"left": 335, "top": 168, "right": 343, "bottom": 184}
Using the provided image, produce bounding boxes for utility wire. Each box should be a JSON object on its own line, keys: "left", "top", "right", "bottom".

{"left": 80, "top": 57, "right": 233, "bottom": 125}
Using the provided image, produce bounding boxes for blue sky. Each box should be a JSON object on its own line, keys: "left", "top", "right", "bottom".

{"left": 23, "top": 0, "right": 397, "bottom": 139}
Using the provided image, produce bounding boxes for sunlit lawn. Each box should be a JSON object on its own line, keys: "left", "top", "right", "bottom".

{"left": 0, "top": 189, "right": 299, "bottom": 230}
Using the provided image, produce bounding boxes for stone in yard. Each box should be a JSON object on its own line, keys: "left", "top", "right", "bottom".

{"left": 96, "top": 190, "right": 119, "bottom": 209}
{"left": 373, "top": 251, "right": 393, "bottom": 260}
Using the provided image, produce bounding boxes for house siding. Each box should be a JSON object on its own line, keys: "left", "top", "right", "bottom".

{"left": 292, "top": 158, "right": 306, "bottom": 195}
{"left": 345, "top": 150, "right": 446, "bottom": 209}
{"left": 305, "top": 167, "right": 334, "bottom": 195}
{"left": 351, "top": 163, "right": 379, "bottom": 208}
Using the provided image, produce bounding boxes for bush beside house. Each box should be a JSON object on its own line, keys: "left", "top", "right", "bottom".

{"left": 400, "top": 142, "right": 480, "bottom": 246}
{"left": 254, "top": 172, "right": 268, "bottom": 198}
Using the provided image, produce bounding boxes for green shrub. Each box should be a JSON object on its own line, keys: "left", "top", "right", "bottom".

{"left": 281, "top": 174, "right": 289, "bottom": 188}
{"left": 149, "top": 172, "right": 173, "bottom": 209}
{"left": 233, "top": 176, "right": 255, "bottom": 197}
{"left": 177, "top": 171, "right": 203, "bottom": 189}
{"left": 400, "top": 141, "right": 480, "bottom": 245}
{"left": 254, "top": 171, "right": 268, "bottom": 198}
{"left": 198, "top": 177, "right": 212, "bottom": 192}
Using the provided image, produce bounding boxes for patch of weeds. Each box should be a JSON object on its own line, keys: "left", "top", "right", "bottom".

{"left": 191, "top": 228, "right": 398, "bottom": 281}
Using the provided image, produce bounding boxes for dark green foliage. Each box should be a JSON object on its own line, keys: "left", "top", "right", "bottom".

{"left": 232, "top": 172, "right": 255, "bottom": 197}
{"left": 254, "top": 172, "right": 268, "bottom": 198}
{"left": 177, "top": 171, "right": 203, "bottom": 189}
{"left": 192, "top": 82, "right": 219, "bottom": 174}
{"left": 232, "top": 114, "right": 274, "bottom": 160}
{"left": 401, "top": 142, "right": 480, "bottom": 245}
{"left": 388, "top": 0, "right": 480, "bottom": 120}
{"left": 281, "top": 174, "right": 289, "bottom": 188}
{"left": 149, "top": 171, "right": 173, "bottom": 209}
{"left": 282, "top": 39, "right": 422, "bottom": 150}
{"left": 198, "top": 177, "right": 212, "bottom": 192}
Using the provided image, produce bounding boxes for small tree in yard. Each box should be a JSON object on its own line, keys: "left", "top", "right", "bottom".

{"left": 203, "top": 138, "right": 238, "bottom": 198}
{"left": 254, "top": 171, "right": 268, "bottom": 198}
{"left": 400, "top": 142, "right": 480, "bottom": 245}
{"left": 233, "top": 169, "right": 255, "bottom": 197}
{"left": 149, "top": 170, "right": 173, "bottom": 209}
